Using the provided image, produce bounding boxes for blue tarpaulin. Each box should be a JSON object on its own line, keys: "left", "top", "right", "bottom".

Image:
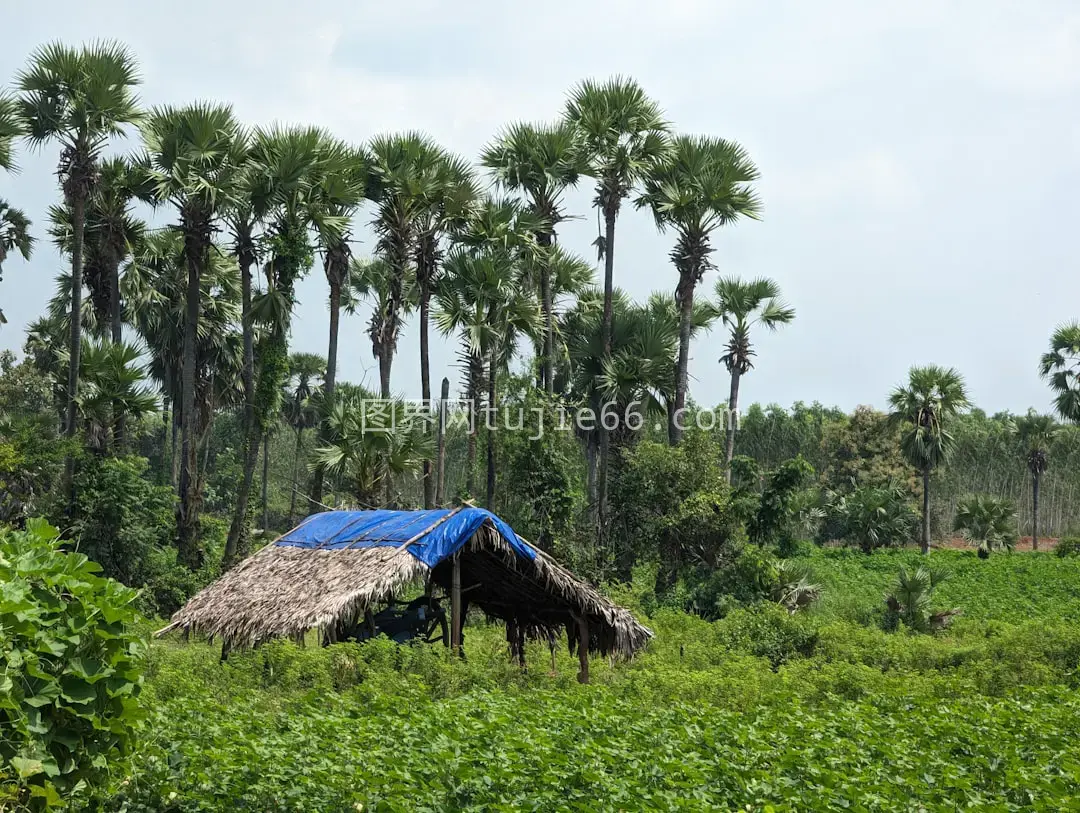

{"left": 275, "top": 507, "right": 536, "bottom": 568}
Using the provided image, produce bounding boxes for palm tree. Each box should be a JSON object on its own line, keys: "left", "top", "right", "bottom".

{"left": 136, "top": 103, "right": 245, "bottom": 569}
{"left": 0, "top": 201, "right": 33, "bottom": 323}
{"left": 412, "top": 150, "right": 476, "bottom": 508}
{"left": 308, "top": 140, "right": 370, "bottom": 511}
{"left": 1012, "top": 411, "right": 1057, "bottom": 550}
{"left": 16, "top": 41, "right": 141, "bottom": 455}
{"left": 434, "top": 246, "right": 539, "bottom": 508}
{"left": 637, "top": 136, "right": 761, "bottom": 445}
{"left": 887, "top": 365, "right": 970, "bottom": 554}
{"left": 953, "top": 494, "right": 1018, "bottom": 558}
{"left": 78, "top": 338, "right": 157, "bottom": 453}
{"left": 312, "top": 393, "right": 434, "bottom": 508}
{"left": 283, "top": 352, "right": 325, "bottom": 525}
{"left": 564, "top": 76, "right": 668, "bottom": 522}
{"left": 714, "top": 277, "right": 795, "bottom": 480}
{"left": 366, "top": 133, "right": 433, "bottom": 398}
{"left": 1040, "top": 323, "right": 1080, "bottom": 424}
{"left": 0, "top": 93, "right": 32, "bottom": 325}
{"left": 47, "top": 157, "right": 145, "bottom": 343}
{"left": 481, "top": 120, "right": 582, "bottom": 393}
{"left": 345, "top": 257, "right": 418, "bottom": 394}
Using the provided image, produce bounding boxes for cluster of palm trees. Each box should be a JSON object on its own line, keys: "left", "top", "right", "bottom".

{"left": 889, "top": 329, "right": 1080, "bottom": 554}
{"left": 1, "top": 41, "right": 794, "bottom": 570}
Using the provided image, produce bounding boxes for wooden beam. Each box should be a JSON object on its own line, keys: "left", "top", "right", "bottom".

{"left": 576, "top": 615, "right": 590, "bottom": 684}
{"left": 451, "top": 550, "right": 462, "bottom": 656}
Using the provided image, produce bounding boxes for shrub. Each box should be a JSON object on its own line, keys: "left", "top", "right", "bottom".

{"left": 824, "top": 482, "right": 917, "bottom": 551}
{"left": 953, "top": 494, "right": 1018, "bottom": 557}
{"left": 68, "top": 455, "right": 174, "bottom": 587}
{"left": 0, "top": 520, "right": 143, "bottom": 810}
{"left": 1055, "top": 536, "right": 1080, "bottom": 558}
{"left": 884, "top": 565, "right": 959, "bottom": 633}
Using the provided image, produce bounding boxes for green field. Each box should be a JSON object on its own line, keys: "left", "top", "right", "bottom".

{"left": 90, "top": 549, "right": 1080, "bottom": 812}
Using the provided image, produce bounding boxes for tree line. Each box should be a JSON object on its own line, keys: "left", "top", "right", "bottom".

{"left": 1, "top": 41, "right": 1078, "bottom": 587}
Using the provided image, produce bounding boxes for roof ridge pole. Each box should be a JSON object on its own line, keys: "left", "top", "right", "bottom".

{"left": 395, "top": 504, "right": 468, "bottom": 550}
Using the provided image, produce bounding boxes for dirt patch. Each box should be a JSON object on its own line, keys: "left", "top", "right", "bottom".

{"left": 937, "top": 536, "right": 1060, "bottom": 552}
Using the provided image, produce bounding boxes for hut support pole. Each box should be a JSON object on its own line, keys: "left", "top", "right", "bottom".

{"left": 577, "top": 616, "right": 590, "bottom": 684}
{"left": 451, "top": 550, "right": 462, "bottom": 656}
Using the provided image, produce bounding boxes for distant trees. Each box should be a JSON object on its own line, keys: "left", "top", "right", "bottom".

{"left": 888, "top": 366, "right": 969, "bottom": 554}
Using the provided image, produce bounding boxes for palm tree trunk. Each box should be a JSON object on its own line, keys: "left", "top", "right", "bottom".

{"left": 310, "top": 271, "right": 341, "bottom": 512}
{"left": 261, "top": 432, "right": 270, "bottom": 531}
{"left": 177, "top": 232, "right": 203, "bottom": 570}
{"left": 921, "top": 467, "right": 932, "bottom": 554}
{"left": 723, "top": 368, "right": 742, "bottom": 484}
{"left": 110, "top": 259, "right": 126, "bottom": 451}
{"left": 1032, "top": 471, "right": 1040, "bottom": 552}
{"left": 225, "top": 253, "right": 258, "bottom": 568}
{"left": 486, "top": 348, "right": 497, "bottom": 511}
{"left": 379, "top": 348, "right": 392, "bottom": 400}
{"left": 585, "top": 434, "right": 599, "bottom": 514}
{"left": 63, "top": 191, "right": 87, "bottom": 507}
{"left": 288, "top": 427, "right": 303, "bottom": 527}
{"left": 539, "top": 232, "right": 554, "bottom": 394}
{"left": 671, "top": 275, "right": 695, "bottom": 446}
{"left": 436, "top": 377, "right": 449, "bottom": 506}
{"left": 597, "top": 206, "right": 617, "bottom": 535}
{"left": 420, "top": 284, "right": 434, "bottom": 508}
{"left": 170, "top": 398, "right": 180, "bottom": 490}
{"left": 466, "top": 356, "right": 480, "bottom": 498}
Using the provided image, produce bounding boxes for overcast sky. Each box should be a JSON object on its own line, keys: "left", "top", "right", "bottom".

{"left": 1, "top": 0, "right": 1077, "bottom": 414}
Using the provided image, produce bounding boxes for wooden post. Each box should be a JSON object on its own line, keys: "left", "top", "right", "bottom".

{"left": 451, "top": 550, "right": 462, "bottom": 656}
{"left": 576, "top": 616, "right": 590, "bottom": 684}
{"left": 435, "top": 377, "right": 449, "bottom": 506}
{"left": 516, "top": 621, "right": 527, "bottom": 671}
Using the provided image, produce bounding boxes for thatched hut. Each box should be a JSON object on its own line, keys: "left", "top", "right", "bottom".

{"left": 158, "top": 507, "right": 651, "bottom": 682}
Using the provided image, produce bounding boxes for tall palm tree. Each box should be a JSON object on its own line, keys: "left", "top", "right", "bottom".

{"left": 481, "top": 120, "right": 582, "bottom": 393}
{"left": 434, "top": 246, "right": 540, "bottom": 508}
{"left": 1013, "top": 411, "right": 1057, "bottom": 550}
{"left": 564, "top": 76, "right": 669, "bottom": 523}
{"left": 283, "top": 352, "right": 325, "bottom": 525}
{"left": 412, "top": 150, "right": 476, "bottom": 508}
{"left": 1040, "top": 323, "right": 1080, "bottom": 424}
{"left": 136, "top": 103, "right": 245, "bottom": 569}
{"left": 0, "top": 93, "right": 32, "bottom": 326}
{"left": 345, "top": 257, "right": 418, "bottom": 394}
{"left": 44, "top": 157, "right": 146, "bottom": 343}
{"left": 16, "top": 41, "right": 141, "bottom": 455}
{"left": 714, "top": 277, "right": 795, "bottom": 480}
{"left": 308, "top": 141, "right": 370, "bottom": 511}
{"left": 225, "top": 124, "right": 329, "bottom": 562}
{"left": 637, "top": 135, "right": 761, "bottom": 445}
{"left": 367, "top": 133, "right": 434, "bottom": 398}
{"left": 887, "top": 365, "right": 970, "bottom": 554}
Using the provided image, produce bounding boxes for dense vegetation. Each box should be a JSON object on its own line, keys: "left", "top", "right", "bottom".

{"left": 2, "top": 39, "right": 1080, "bottom": 811}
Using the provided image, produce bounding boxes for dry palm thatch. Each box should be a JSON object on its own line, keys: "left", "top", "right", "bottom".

{"left": 159, "top": 515, "right": 651, "bottom": 657}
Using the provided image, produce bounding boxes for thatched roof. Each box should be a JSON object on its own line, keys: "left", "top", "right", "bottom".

{"left": 159, "top": 508, "right": 651, "bottom": 657}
